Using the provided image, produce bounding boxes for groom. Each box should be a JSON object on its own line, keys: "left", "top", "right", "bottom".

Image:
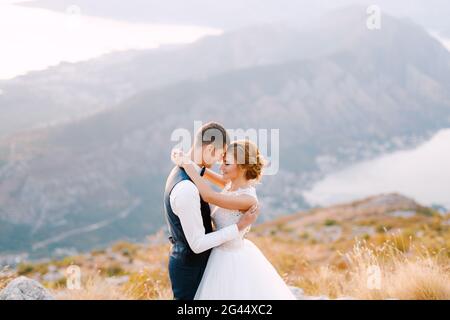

{"left": 164, "top": 122, "right": 259, "bottom": 300}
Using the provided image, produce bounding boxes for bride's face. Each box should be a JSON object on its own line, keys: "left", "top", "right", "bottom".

{"left": 220, "top": 153, "right": 244, "bottom": 182}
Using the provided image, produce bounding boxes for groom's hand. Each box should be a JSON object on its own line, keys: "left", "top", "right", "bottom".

{"left": 237, "top": 204, "right": 259, "bottom": 231}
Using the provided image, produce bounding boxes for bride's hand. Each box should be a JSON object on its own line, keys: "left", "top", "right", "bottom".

{"left": 171, "top": 148, "right": 190, "bottom": 167}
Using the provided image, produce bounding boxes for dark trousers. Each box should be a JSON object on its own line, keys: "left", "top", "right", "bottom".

{"left": 168, "top": 255, "right": 208, "bottom": 300}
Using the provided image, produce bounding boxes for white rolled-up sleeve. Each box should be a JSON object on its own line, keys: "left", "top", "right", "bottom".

{"left": 170, "top": 180, "right": 239, "bottom": 254}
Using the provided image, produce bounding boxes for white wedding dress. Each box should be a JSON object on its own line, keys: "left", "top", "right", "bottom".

{"left": 194, "top": 185, "right": 296, "bottom": 300}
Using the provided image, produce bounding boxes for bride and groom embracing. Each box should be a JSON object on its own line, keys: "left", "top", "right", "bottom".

{"left": 163, "top": 122, "right": 295, "bottom": 300}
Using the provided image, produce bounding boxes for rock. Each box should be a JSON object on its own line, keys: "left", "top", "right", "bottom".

{"left": 289, "top": 286, "right": 305, "bottom": 299}
{"left": 351, "top": 226, "right": 376, "bottom": 237}
{"left": 289, "top": 286, "right": 329, "bottom": 300}
{"left": 358, "top": 194, "right": 418, "bottom": 211}
{"left": 42, "top": 270, "right": 65, "bottom": 283}
{"left": 388, "top": 210, "right": 416, "bottom": 218}
{"left": 105, "top": 275, "right": 130, "bottom": 286}
{"left": 310, "top": 225, "right": 342, "bottom": 243}
{"left": 0, "top": 276, "right": 54, "bottom": 300}
{"left": 47, "top": 264, "right": 57, "bottom": 272}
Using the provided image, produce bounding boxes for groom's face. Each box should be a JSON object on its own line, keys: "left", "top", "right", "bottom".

{"left": 202, "top": 144, "right": 225, "bottom": 168}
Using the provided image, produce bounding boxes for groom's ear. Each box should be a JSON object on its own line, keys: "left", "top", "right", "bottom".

{"left": 205, "top": 143, "right": 215, "bottom": 156}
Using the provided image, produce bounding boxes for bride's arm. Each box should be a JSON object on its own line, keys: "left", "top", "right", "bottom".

{"left": 203, "top": 168, "right": 227, "bottom": 189}
{"left": 183, "top": 162, "right": 257, "bottom": 211}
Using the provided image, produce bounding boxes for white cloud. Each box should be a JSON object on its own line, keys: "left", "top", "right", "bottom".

{"left": 0, "top": 3, "right": 222, "bottom": 80}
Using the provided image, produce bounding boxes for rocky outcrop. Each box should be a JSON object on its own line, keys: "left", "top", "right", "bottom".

{"left": 0, "top": 276, "right": 54, "bottom": 300}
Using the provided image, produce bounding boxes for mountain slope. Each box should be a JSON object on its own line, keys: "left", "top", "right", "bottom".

{"left": 5, "top": 193, "right": 449, "bottom": 300}
{"left": 1, "top": 9, "right": 450, "bottom": 257}
{"left": 0, "top": 25, "right": 307, "bottom": 137}
{"left": 0, "top": 6, "right": 413, "bottom": 138}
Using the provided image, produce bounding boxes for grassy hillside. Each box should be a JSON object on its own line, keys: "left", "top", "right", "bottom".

{"left": 2, "top": 193, "right": 449, "bottom": 300}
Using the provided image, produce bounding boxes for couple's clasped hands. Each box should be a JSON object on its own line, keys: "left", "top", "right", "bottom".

{"left": 171, "top": 148, "right": 259, "bottom": 231}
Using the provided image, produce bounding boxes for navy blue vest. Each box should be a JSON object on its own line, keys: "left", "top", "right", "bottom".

{"left": 164, "top": 166, "right": 212, "bottom": 266}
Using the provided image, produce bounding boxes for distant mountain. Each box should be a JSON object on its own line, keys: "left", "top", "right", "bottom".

{"left": 0, "top": 25, "right": 313, "bottom": 137}
{"left": 1, "top": 8, "right": 450, "bottom": 257}
{"left": 0, "top": 10, "right": 385, "bottom": 138}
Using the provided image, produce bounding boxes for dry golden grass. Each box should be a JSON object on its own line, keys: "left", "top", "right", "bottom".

{"left": 7, "top": 195, "right": 449, "bottom": 300}
{"left": 20, "top": 237, "right": 450, "bottom": 300}
{"left": 306, "top": 241, "right": 450, "bottom": 299}
{"left": 53, "top": 273, "right": 132, "bottom": 300}
{"left": 124, "top": 268, "right": 172, "bottom": 300}
{"left": 249, "top": 205, "right": 450, "bottom": 299}
{"left": 0, "top": 267, "right": 16, "bottom": 291}
{"left": 51, "top": 271, "right": 172, "bottom": 300}
{"left": 250, "top": 233, "right": 450, "bottom": 300}
{"left": 50, "top": 243, "right": 173, "bottom": 300}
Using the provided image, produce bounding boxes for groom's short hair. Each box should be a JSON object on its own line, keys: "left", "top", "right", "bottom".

{"left": 195, "top": 122, "right": 229, "bottom": 150}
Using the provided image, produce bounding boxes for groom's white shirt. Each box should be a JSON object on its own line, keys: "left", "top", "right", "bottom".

{"left": 170, "top": 163, "right": 240, "bottom": 254}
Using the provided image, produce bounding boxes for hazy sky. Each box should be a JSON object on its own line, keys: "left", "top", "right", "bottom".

{"left": 2, "top": 1, "right": 450, "bottom": 80}
{"left": 0, "top": 2, "right": 221, "bottom": 80}
{"left": 304, "top": 129, "right": 450, "bottom": 208}
{"left": 17, "top": 0, "right": 450, "bottom": 31}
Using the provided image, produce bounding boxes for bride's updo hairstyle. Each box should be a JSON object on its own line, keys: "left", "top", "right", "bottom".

{"left": 227, "top": 140, "right": 265, "bottom": 181}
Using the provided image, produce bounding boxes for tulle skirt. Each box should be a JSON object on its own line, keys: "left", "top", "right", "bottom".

{"left": 194, "top": 239, "right": 296, "bottom": 300}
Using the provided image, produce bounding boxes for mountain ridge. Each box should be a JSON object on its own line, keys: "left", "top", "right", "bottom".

{"left": 1, "top": 8, "right": 450, "bottom": 257}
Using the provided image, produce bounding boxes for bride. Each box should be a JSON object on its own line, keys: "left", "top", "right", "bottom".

{"left": 172, "top": 139, "right": 295, "bottom": 300}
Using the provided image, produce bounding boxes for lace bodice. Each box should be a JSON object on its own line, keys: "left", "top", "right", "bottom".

{"left": 211, "top": 184, "right": 258, "bottom": 250}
